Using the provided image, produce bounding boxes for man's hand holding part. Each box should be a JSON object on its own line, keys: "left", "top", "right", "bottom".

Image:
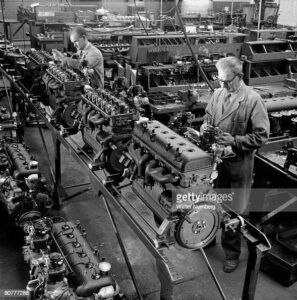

{"left": 216, "top": 132, "right": 235, "bottom": 146}
{"left": 52, "top": 49, "right": 64, "bottom": 61}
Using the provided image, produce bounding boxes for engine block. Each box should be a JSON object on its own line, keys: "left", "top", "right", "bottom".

{"left": 79, "top": 89, "right": 138, "bottom": 177}
{"left": 130, "top": 119, "right": 213, "bottom": 185}
{"left": 42, "top": 64, "right": 88, "bottom": 128}
{"left": 82, "top": 88, "right": 136, "bottom": 126}
{"left": 46, "top": 64, "right": 87, "bottom": 90}
{"left": 0, "top": 142, "right": 52, "bottom": 227}
{"left": 5, "top": 142, "right": 39, "bottom": 179}
{"left": 23, "top": 219, "right": 121, "bottom": 300}
{"left": 0, "top": 112, "right": 20, "bottom": 141}
{"left": 53, "top": 221, "right": 118, "bottom": 297}
{"left": 128, "top": 120, "right": 221, "bottom": 248}
{"left": 27, "top": 49, "right": 54, "bottom": 66}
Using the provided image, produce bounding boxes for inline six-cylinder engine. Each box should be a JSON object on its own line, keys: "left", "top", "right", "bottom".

{"left": 42, "top": 64, "right": 88, "bottom": 129}
{"left": 127, "top": 119, "right": 221, "bottom": 248}
{"left": 27, "top": 49, "right": 54, "bottom": 66}
{"left": 23, "top": 219, "right": 121, "bottom": 300}
{"left": 79, "top": 88, "right": 137, "bottom": 176}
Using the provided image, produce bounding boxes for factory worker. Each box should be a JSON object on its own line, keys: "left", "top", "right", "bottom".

{"left": 52, "top": 26, "right": 104, "bottom": 89}
{"left": 203, "top": 56, "right": 270, "bottom": 273}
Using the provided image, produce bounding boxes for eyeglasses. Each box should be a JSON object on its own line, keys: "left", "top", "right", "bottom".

{"left": 218, "top": 73, "right": 240, "bottom": 85}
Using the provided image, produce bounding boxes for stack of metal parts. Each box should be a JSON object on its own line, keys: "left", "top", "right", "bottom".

{"left": 268, "top": 109, "right": 297, "bottom": 138}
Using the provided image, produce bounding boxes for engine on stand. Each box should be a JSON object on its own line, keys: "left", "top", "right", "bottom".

{"left": 79, "top": 88, "right": 139, "bottom": 180}
{"left": 23, "top": 219, "right": 122, "bottom": 300}
{"left": 125, "top": 119, "right": 222, "bottom": 248}
{"left": 21, "top": 49, "right": 55, "bottom": 96}
{"left": 42, "top": 64, "right": 88, "bottom": 131}
{"left": 0, "top": 140, "right": 53, "bottom": 227}
{"left": 27, "top": 50, "right": 54, "bottom": 66}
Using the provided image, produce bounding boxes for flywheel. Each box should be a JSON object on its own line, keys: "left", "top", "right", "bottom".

{"left": 175, "top": 201, "right": 221, "bottom": 249}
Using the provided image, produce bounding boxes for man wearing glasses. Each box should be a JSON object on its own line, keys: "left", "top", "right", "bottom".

{"left": 204, "top": 56, "right": 269, "bottom": 273}
{"left": 52, "top": 26, "right": 104, "bottom": 89}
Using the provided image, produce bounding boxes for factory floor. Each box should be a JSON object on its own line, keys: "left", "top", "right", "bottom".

{"left": 0, "top": 73, "right": 296, "bottom": 299}
{"left": 0, "top": 123, "right": 297, "bottom": 300}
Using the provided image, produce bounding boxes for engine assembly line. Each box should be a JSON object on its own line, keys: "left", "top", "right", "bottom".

{"left": 1, "top": 1, "right": 297, "bottom": 299}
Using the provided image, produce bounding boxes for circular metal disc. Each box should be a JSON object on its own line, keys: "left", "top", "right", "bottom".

{"left": 108, "top": 148, "right": 125, "bottom": 173}
{"left": 16, "top": 210, "right": 42, "bottom": 227}
{"left": 61, "top": 103, "right": 76, "bottom": 128}
{"left": 175, "top": 201, "right": 221, "bottom": 249}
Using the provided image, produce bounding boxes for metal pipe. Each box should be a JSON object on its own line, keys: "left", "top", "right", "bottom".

{"left": 231, "top": 1, "right": 234, "bottom": 26}
{"left": 144, "top": 159, "right": 157, "bottom": 184}
{"left": 200, "top": 248, "right": 227, "bottom": 300}
{"left": 175, "top": 4, "right": 214, "bottom": 92}
{"left": 1, "top": 70, "right": 13, "bottom": 114}
{"left": 257, "top": 0, "right": 263, "bottom": 41}
{"left": 35, "top": 116, "right": 56, "bottom": 185}
{"left": 102, "top": 196, "right": 144, "bottom": 300}
{"left": 138, "top": 153, "right": 150, "bottom": 177}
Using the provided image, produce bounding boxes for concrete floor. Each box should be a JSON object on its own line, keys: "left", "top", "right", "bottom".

{"left": 0, "top": 124, "right": 296, "bottom": 300}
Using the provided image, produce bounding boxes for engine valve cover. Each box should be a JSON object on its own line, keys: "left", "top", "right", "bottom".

{"left": 53, "top": 221, "right": 116, "bottom": 297}
{"left": 5, "top": 143, "right": 39, "bottom": 179}
{"left": 132, "top": 120, "right": 212, "bottom": 173}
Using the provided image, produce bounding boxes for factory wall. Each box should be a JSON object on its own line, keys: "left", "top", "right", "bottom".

{"left": 278, "top": 0, "right": 297, "bottom": 27}
{"left": 0, "top": 0, "right": 175, "bottom": 24}
{"left": 179, "top": 0, "right": 211, "bottom": 15}
{"left": 1, "top": 0, "right": 295, "bottom": 37}
{"left": 1, "top": 0, "right": 52, "bottom": 19}
{"left": 73, "top": 1, "right": 173, "bottom": 19}
{"left": 179, "top": 0, "right": 251, "bottom": 16}
{"left": 0, "top": 0, "right": 254, "bottom": 21}
{"left": 0, "top": 0, "right": 164, "bottom": 20}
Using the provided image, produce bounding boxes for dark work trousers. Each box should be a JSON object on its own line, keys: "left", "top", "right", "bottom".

{"left": 215, "top": 156, "right": 254, "bottom": 259}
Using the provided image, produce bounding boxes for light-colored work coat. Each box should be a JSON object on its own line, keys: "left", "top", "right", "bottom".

{"left": 205, "top": 83, "right": 270, "bottom": 213}
{"left": 62, "top": 42, "right": 104, "bottom": 89}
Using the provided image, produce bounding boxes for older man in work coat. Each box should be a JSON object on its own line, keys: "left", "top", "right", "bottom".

{"left": 204, "top": 56, "right": 270, "bottom": 273}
